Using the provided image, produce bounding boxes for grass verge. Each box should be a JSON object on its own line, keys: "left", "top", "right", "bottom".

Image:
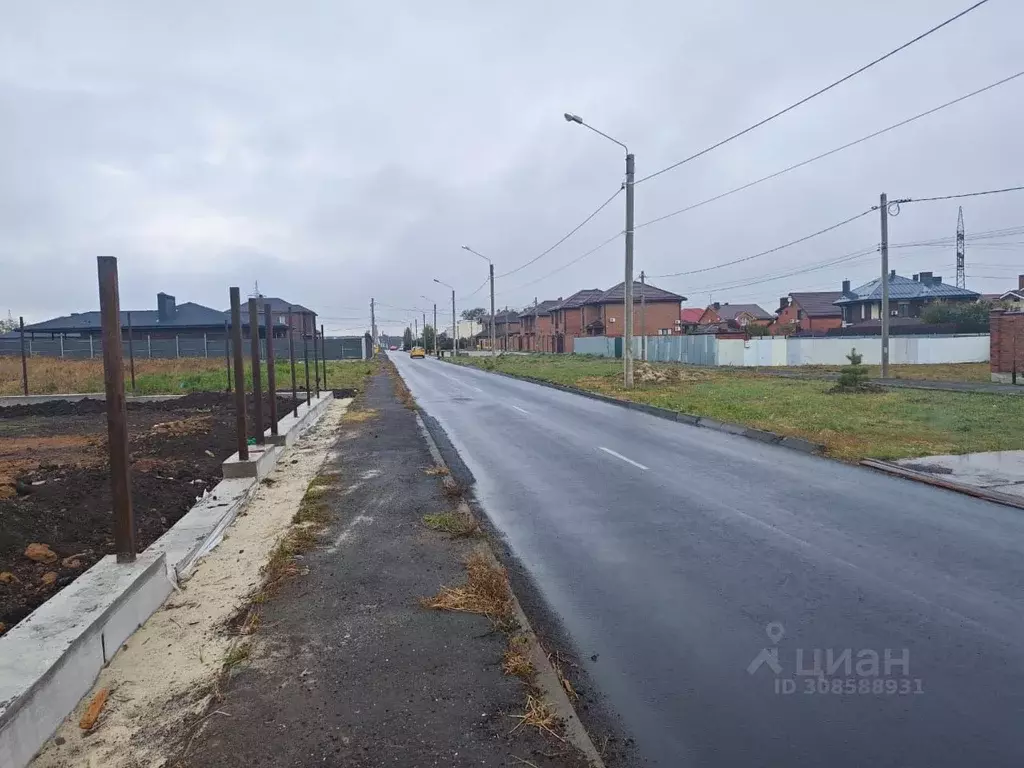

{"left": 0, "top": 356, "right": 373, "bottom": 396}
{"left": 448, "top": 354, "right": 1024, "bottom": 461}
{"left": 423, "top": 511, "right": 479, "bottom": 537}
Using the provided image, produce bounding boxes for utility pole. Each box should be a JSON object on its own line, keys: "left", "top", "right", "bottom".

{"left": 451, "top": 290, "right": 456, "bottom": 357}
{"left": 624, "top": 153, "right": 635, "bottom": 387}
{"left": 370, "top": 297, "right": 377, "bottom": 351}
{"left": 433, "top": 303, "right": 438, "bottom": 356}
{"left": 640, "top": 270, "right": 647, "bottom": 362}
{"left": 414, "top": 317, "right": 418, "bottom": 345}
{"left": 504, "top": 306, "right": 509, "bottom": 351}
{"left": 880, "top": 192, "right": 890, "bottom": 378}
{"left": 489, "top": 263, "right": 496, "bottom": 357}
{"left": 533, "top": 297, "right": 539, "bottom": 353}
{"left": 956, "top": 206, "right": 966, "bottom": 289}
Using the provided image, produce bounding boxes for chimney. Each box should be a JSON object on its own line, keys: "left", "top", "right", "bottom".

{"left": 918, "top": 271, "right": 933, "bottom": 285}
{"left": 157, "top": 292, "right": 176, "bottom": 323}
{"left": 712, "top": 301, "right": 720, "bottom": 311}
{"left": 934, "top": 275, "right": 942, "bottom": 284}
{"left": 842, "top": 279, "right": 850, "bottom": 294}
{"left": 778, "top": 297, "right": 790, "bottom": 311}
{"left": 890, "top": 269, "right": 896, "bottom": 279}
{"left": 1018, "top": 274, "right": 1023, "bottom": 291}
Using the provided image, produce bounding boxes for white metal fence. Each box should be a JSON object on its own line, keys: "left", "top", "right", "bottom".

{"left": 572, "top": 334, "right": 989, "bottom": 367}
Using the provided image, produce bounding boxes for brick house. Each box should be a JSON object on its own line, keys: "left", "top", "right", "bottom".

{"left": 549, "top": 289, "right": 603, "bottom": 353}
{"left": 582, "top": 281, "right": 686, "bottom": 337}
{"left": 519, "top": 300, "right": 560, "bottom": 352}
{"left": 491, "top": 310, "right": 522, "bottom": 351}
{"left": 990, "top": 308, "right": 1024, "bottom": 384}
{"left": 679, "top": 307, "right": 704, "bottom": 333}
{"left": 834, "top": 272, "right": 979, "bottom": 323}
{"left": 230, "top": 296, "right": 316, "bottom": 340}
{"left": 698, "top": 302, "right": 773, "bottom": 328}
{"left": 771, "top": 292, "right": 843, "bottom": 336}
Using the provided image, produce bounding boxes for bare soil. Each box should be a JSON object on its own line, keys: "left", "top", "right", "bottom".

{"left": 0, "top": 392, "right": 296, "bottom": 632}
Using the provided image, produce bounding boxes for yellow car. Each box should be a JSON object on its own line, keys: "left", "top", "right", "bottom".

{"left": 410, "top": 346, "right": 426, "bottom": 359}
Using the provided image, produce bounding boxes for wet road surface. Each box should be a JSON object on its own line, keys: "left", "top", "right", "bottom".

{"left": 392, "top": 353, "right": 1024, "bottom": 767}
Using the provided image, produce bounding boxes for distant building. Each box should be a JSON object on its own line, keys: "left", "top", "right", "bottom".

{"left": 772, "top": 292, "right": 844, "bottom": 335}
{"left": 679, "top": 308, "right": 704, "bottom": 333}
{"left": 23, "top": 292, "right": 227, "bottom": 340}
{"left": 227, "top": 296, "right": 317, "bottom": 340}
{"left": 698, "top": 302, "right": 773, "bottom": 328}
{"left": 995, "top": 274, "right": 1024, "bottom": 305}
{"left": 835, "top": 271, "right": 980, "bottom": 323}
{"left": 583, "top": 281, "right": 686, "bottom": 338}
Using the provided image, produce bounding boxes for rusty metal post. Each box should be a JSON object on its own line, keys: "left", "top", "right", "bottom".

{"left": 289, "top": 308, "right": 298, "bottom": 417}
{"left": 19, "top": 316, "right": 28, "bottom": 396}
{"left": 97, "top": 257, "right": 136, "bottom": 563}
{"left": 127, "top": 311, "right": 136, "bottom": 393}
{"left": 265, "top": 302, "right": 278, "bottom": 436}
{"left": 224, "top": 318, "right": 232, "bottom": 392}
{"left": 248, "top": 298, "right": 265, "bottom": 445}
{"left": 320, "top": 323, "right": 327, "bottom": 391}
{"left": 303, "top": 326, "right": 311, "bottom": 406}
{"left": 229, "top": 288, "right": 248, "bottom": 461}
{"left": 313, "top": 313, "right": 321, "bottom": 398}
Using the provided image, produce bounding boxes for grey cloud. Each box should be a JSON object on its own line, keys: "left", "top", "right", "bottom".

{"left": 2, "top": 0, "right": 1022, "bottom": 334}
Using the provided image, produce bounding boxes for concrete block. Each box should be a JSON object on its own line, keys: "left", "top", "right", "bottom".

{"left": 0, "top": 551, "right": 170, "bottom": 768}
{"left": 222, "top": 445, "right": 280, "bottom": 480}
{"left": 744, "top": 428, "right": 782, "bottom": 445}
{"left": 149, "top": 477, "right": 258, "bottom": 579}
{"left": 779, "top": 436, "right": 823, "bottom": 454}
{"left": 265, "top": 392, "right": 333, "bottom": 447}
{"left": 697, "top": 418, "right": 747, "bottom": 436}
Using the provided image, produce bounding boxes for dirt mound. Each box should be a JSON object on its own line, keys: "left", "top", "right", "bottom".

{"left": 634, "top": 362, "right": 712, "bottom": 384}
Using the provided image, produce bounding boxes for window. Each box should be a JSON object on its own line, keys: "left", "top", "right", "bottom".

{"left": 797, "top": 309, "right": 805, "bottom": 320}
{"left": 659, "top": 328, "right": 671, "bottom": 335}
{"left": 898, "top": 302, "right": 910, "bottom": 317}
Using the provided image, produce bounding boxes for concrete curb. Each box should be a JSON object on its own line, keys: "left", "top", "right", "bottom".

{"left": 413, "top": 413, "right": 606, "bottom": 768}
{"left": 860, "top": 459, "right": 1024, "bottom": 511}
{"left": 0, "top": 393, "right": 338, "bottom": 768}
{"left": 450, "top": 363, "right": 825, "bottom": 457}
{"left": 0, "top": 393, "right": 184, "bottom": 409}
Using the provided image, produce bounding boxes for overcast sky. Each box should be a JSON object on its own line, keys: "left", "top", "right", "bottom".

{"left": 2, "top": 0, "right": 1022, "bottom": 334}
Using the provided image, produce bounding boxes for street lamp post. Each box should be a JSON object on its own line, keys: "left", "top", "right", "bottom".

{"left": 564, "top": 112, "right": 634, "bottom": 388}
{"left": 461, "top": 245, "right": 496, "bottom": 357}
{"left": 420, "top": 295, "right": 438, "bottom": 356}
{"left": 433, "top": 279, "right": 457, "bottom": 358}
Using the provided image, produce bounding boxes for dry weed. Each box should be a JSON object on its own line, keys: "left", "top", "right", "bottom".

{"left": 422, "top": 511, "right": 479, "bottom": 537}
{"left": 503, "top": 636, "right": 535, "bottom": 681}
{"left": 423, "top": 465, "right": 450, "bottom": 476}
{"left": 421, "top": 551, "right": 513, "bottom": 623}
{"left": 509, "top": 695, "right": 563, "bottom": 741}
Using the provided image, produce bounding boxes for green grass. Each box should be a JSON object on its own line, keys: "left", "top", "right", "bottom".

{"left": 449, "top": 354, "right": 1024, "bottom": 461}
{"left": 165, "top": 360, "right": 374, "bottom": 395}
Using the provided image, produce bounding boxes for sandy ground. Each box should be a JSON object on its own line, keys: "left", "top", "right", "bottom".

{"left": 29, "top": 398, "right": 350, "bottom": 768}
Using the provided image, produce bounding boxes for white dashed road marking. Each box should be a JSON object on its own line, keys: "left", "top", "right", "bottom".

{"left": 512, "top": 405, "right": 529, "bottom": 414}
{"left": 599, "top": 447, "right": 649, "bottom": 471}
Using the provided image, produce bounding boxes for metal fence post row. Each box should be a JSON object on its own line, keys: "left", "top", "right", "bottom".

{"left": 265, "top": 302, "right": 278, "bottom": 436}
{"left": 229, "top": 288, "right": 249, "bottom": 461}
{"left": 248, "top": 298, "right": 264, "bottom": 445}
{"left": 289, "top": 308, "right": 298, "bottom": 417}
{"left": 96, "top": 257, "right": 136, "bottom": 563}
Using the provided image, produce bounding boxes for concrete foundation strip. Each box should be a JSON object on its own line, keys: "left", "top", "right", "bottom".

{"left": 860, "top": 459, "right": 1024, "bottom": 511}
{"left": 0, "top": 393, "right": 335, "bottom": 768}
{"left": 450, "top": 364, "right": 825, "bottom": 456}
{"left": 414, "top": 413, "right": 607, "bottom": 768}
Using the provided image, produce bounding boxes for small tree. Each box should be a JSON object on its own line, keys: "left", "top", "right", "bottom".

{"left": 835, "top": 347, "right": 870, "bottom": 390}
{"left": 461, "top": 308, "right": 486, "bottom": 322}
{"left": 0, "top": 311, "right": 16, "bottom": 333}
{"left": 423, "top": 324, "right": 436, "bottom": 351}
{"left": 402, "top": 327, "right": 413, "bottom": 351}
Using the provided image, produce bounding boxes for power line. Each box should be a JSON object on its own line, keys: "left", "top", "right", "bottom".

{"left": 634, "top": 69, "right": 1024, "bottom": 232}
{"left": 635, "top": 0, "right": 992, "bottom": 185}
{"left": 460, "top": 275, "right": 492, "bottom": 300}
{"left": 495, "top": 187, "right": 623, "bottom": 278}
{"left": 684, "top": 246, "right": 878, "bottom": 294}
{"left": 904, "top": 185, "right": 1024, "bottom": 203}
{"left": 649, "top": 208, "right": 875, "bottom": 279}
{"left": 491, "top": 230, "right": 618, "bottom": 296}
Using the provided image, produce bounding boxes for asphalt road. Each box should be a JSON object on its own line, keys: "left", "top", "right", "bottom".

{"left": 392, "top": 353, "right": 1024, "bottom": 768}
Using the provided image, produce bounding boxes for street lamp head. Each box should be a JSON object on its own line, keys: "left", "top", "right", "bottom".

{"left": 432, "top": 278, "right": 441, "bottom": 284}
{"left": 460, "top": 244, "right": 470, "bottom": 251}
{"left": 564, "top": 112, "right": 583, "bottom": 124}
